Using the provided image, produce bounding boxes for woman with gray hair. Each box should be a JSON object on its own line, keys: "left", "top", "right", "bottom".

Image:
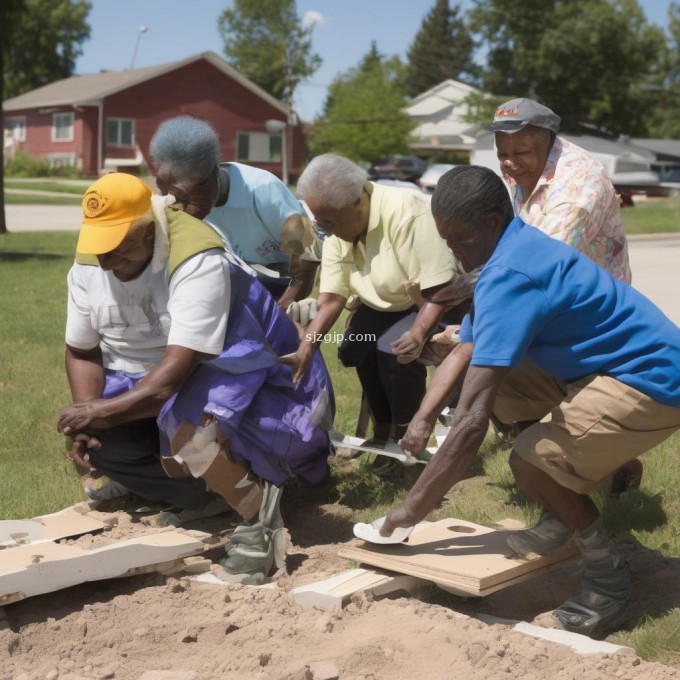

{"left": 149, "top": 115, "right": 320, "bottom": 308}
{"left": 282, "top": 153, "right": 471, "bottom": 462}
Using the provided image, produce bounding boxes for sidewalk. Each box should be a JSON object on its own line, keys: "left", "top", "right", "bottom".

{"left": 5, "top": 205, "right": 82, "bottom": 231}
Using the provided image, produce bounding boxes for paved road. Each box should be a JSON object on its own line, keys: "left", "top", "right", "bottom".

{"left": 6, "top": 205, "right": 82, "bottom": 231}
{"left": 627, "top": 235, "right": 680, "bottom": 325}
{"left": 5, "top": 205, "right": 679, "bottom": 325}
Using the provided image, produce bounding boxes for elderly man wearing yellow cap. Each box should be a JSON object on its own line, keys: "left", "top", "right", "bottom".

{"left": 58, "top": 173, "right": 334, "bottom": 582}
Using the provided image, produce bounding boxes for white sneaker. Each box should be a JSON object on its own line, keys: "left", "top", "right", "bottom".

{"left": 84, "top": 479, "right": 129, "bottom": 502}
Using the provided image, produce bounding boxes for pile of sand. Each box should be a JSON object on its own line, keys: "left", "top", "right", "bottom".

{"left": 2, "top": 502, "right": 680, "bottom": 680}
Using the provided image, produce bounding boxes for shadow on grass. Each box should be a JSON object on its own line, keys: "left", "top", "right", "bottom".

{"left": 602, "top": 490, "right": 667, "bottom": 535}
{"left": 0, "top": 251, "right": 69, "bottom": 262}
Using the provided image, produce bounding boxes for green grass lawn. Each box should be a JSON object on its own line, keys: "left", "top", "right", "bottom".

{"left": 4, "top": 179, "right": 89, "bottom": 194}
{"left": 1, "top": 230, "right": 679, "bottom": 665}
{"left": 5, "top": 193, "right": 82, "bottom": 205}
{"left": 623, "top": 197, "right": 680, "bottom": 235}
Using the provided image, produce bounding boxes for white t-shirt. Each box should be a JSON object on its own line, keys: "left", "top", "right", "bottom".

{"left": 65, "top": 250, "right": 230, "bottom": 374}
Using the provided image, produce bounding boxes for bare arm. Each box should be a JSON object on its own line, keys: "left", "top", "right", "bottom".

{"left": 392, "top": 270, "right": 478, "bottom": 361}
{"left": 279, "top": 292, "right": 347, "bottom": 384}
{"left": 65, "top": 344, "right": 105, "bottom": 402}
{"left": 400, "top": 342, "right": 473, "bottom": 456}
{"left": 63, "top": 345, "right": 106, "bottom": 471}
{"left": 58, "top": 345, "right": 209, "bottom": 435}
{"left": 391, "top": 298, "right": 448, "bottom": 361}
{"left": 382, "top": 364, "right": 510, "bottom": 534}
{"left": 277, "top": 257, "right": 319, "bottom": 308}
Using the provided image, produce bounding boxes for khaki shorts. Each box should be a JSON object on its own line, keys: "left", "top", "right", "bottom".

{"left": 494, "top": 360, "right": 680, "bottom": 493}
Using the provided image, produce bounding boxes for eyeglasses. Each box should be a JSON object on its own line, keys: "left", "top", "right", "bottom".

{"left": 310, "top": 197, "right": 361, "bottom": 234}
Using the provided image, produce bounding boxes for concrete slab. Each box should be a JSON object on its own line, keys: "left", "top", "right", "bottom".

{"left": 291, "top": 567, "right": 421, "bottom": 612}
{"left": 474, "top": 613, "right": 635, "bottom": 656}
{"left": 0, "top": 530, "right": 208, "bottom": 605}
{"left": 0, "top": 513, "right": 107, "bottom": 547}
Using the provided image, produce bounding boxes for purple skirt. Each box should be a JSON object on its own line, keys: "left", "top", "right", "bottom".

{"left": 111, "top": 260, "right": 337, "bottom": 487}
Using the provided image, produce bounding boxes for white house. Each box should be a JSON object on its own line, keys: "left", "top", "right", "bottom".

{"left": 406, "top": 79, "right": 482, "bottom": 155}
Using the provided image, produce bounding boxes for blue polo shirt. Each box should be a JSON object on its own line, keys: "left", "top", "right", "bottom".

{"left": 459, "top": 217, "right": 680, "bottom": 407}
{"left": 205, "top": 163, "right": 304, "bottom": 266}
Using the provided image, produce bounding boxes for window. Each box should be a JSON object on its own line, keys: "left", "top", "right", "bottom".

{"left": 236, "top": 132, "right": 282, "bottom": 162}
{"left": 52, "top": 113, "right": 74, "bottom": 142}
{"left": 5, "top": 117, "right": 26, "bottom": 142}
{"left": 106, "top": 118, "right": 135, "bottom": 148}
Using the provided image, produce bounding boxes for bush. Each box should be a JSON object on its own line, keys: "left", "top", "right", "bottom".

{"left": 5, "top": 151, "right": 84, "bottom": 178}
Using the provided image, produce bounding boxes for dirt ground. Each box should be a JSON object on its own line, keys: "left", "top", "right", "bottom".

{"left": 2, "top": 492, "right": 680, "bottom": 680}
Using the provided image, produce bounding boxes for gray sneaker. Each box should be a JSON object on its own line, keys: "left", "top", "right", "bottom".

{"left": 218, "top": 482, "right": 285, "bottom": 584}
{"left": 506, "top": 508, "right": 573, "bottom": 559}
{"left": 84, "top": 479, "right": 129, "bottom": 502}
{"left": 218, "top": 521, "right": 274, "bottom": 584}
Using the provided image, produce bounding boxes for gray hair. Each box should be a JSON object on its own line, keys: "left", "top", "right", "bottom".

{"left": 296, "top": 153, "right": 368, "bottom": 209}
{"left": 149, "top": 115, "right": 220, "bottom": 182}
{"left": 432, "top": 166, "right": 514, "bottom": 229}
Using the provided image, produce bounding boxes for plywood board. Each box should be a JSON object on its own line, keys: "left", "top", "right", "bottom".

{"left": 0, "top": 530, "right": 207, "bottom": 605}
{"left": 338, "top": 518, "right": 579, "bottom": 597}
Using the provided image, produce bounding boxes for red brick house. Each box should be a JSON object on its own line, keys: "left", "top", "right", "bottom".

{"left": 2, "top": 51, "right": 305, "bottom": 181}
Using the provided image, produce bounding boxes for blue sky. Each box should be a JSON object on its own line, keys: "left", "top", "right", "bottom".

{"left": 76, "top": 0, "right": 673, "bottom": 122}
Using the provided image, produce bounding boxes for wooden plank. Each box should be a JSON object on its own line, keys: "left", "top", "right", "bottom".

{"left": 291, "top": 567, "right": 422, "bottom": 611}
{"left": 338, "top": 518, "right": 578, "bottom": 597}
{"left": 0, "top": 531, "right": 207, "bottom": 605}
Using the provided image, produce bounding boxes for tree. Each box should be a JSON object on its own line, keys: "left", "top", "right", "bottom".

{"left": 406, "top": 0, "right": 477, "bottom": 97}
{"left": 218, "top": 0, "right": 321, "bottom": 104}
{"left": 643, "top": 2, "right": 680, "bottom": 138}
{"left": 468, "top": 0, "right": 666, "bottom": 135}
{"left": 1, "top": 0, "right": 91, "bottom": 235}
{"left": 3, "top": 0, "right": 91, "bottom": 99}
{"left": 308, "top": 44, "right": 415, "bottom": 163}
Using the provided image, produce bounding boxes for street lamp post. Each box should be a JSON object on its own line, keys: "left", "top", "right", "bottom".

{"left": 265, "top": 119, "right": 288, "bottom": 186}
{"left": 129, "top": 26, "right": 148, "bottom": 70}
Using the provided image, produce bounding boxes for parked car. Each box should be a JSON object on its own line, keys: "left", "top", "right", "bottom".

{"left": 417, "top": 164, "right": 458, "bottom": 194}
{"left": 369, "top": 155, "right": 427, "bottom": 183}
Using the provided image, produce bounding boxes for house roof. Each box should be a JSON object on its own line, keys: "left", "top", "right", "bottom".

{"left": 475, "top": 130, "right": 656, "bottom": 161}
{"left": 3, "top": 51, "right": 288, "bottom": 115}
{"left": 406, "top": 79, "right": 482, "bottom": 150}
{"left": 406, "top": 79, "right": 480, "bottom": 116}
{"left": 631, "top": 138, "right": 680, "bottom": 161}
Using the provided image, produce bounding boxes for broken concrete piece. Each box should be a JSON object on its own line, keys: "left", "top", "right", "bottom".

{"left": 474, "top": 613, "right": 635, "bottom": 655}
{"left": 291, "top": 567, "right": 421, "bottom": 612}
{"left": 307, "top": 660, "right": 340, "bottom": 680}
{"left": 0, "top": 531, "right": 207, "bottom": 605}
{"left": 0, "top": 512, "right": 107, "bottom": 547}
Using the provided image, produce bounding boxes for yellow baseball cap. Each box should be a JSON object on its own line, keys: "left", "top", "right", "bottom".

{"left": 77, "top": 173, "right": 152, "bottom": 255}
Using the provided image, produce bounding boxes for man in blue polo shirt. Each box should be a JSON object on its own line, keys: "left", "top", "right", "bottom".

{"left": 381, "top": 165, "right": 680, "bottom": 638}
